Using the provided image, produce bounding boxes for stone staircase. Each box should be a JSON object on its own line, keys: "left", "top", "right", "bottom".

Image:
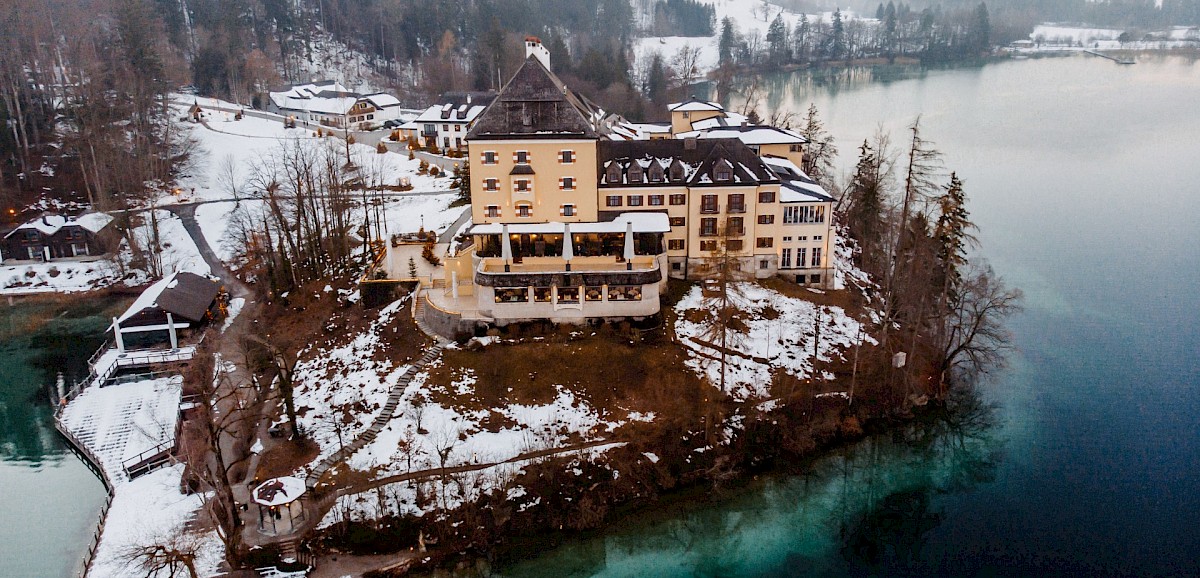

{"left": 305, "top": 291, "right": 450, "bottom": 490}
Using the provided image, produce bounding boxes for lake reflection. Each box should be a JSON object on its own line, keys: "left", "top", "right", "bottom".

{"left": 503, "top": 387, "right": 1002, "bottom": 578}
{"left": 505, "top": 55, "right": 1200, "bottom": 577}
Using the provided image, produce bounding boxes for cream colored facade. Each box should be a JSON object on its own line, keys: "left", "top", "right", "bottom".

{"left": 470, "top": 139, "right": 600, "bottom": 224}
{"left": 438, "top": 41, "right": 838, "bottom": 328}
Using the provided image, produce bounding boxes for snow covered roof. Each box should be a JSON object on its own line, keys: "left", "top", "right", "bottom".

{"left": 689, "top": 112, "right": 750, "bottom": 130}
{"left": 4, "top": 212, "right": 113, "bottom": 238}
{"left": 599, "top": 138, "right": 777, "bottom": 187}
{"left": 253, "top": 476, "right": 306, "bottom": 506}
{"left": 272, "top": 81, "right": 351, "bottom": 100}
{"left": 763, "top": 157, "right": 834, "bottom": 202}
{"left": 606, "top": 122, "right": 672, "bottom": 141}
{"left": 361, "top": 93, "right": 401, "bottom": 108}
{"left": 470, "top": 212, "right": 671, "bottom": 235}
{"left": 412, "top": 103, "right": 487, "bottom": 124}
{"left": 668, "top": 98, "right": 724, "bottom": 113}
{"left": 117, "top": 271, "right": 221, "bottom": 325}
{"left": 679, "top": 125, "right": 807, "bottom": 146}
{"left": 270, "top": 81, "right": 361, "bottom": 115}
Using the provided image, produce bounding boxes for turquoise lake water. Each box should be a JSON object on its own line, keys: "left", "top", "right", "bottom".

{"left": 502, "top": 55, "right": 1200, "bottom": 577}
{"left": 0, "top": 298, "right": 124, "bottom": 578}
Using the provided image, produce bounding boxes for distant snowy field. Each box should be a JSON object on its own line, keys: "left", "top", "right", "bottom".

{"left": 632, "top": 0, "right": 872, "bottom": 81}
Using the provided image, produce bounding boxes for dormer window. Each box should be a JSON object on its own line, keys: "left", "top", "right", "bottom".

{"left": 648, "top": 163, "right": 664, "bottom": 182}
{"left": 714, "top": 159, "right": 733, "bottom": 182}
{"left": 606, "top": 163, "right": 622, "bottom": 184}
{"left": 628, "top": 164, "right": 644, "bottom": 184}
{"left": 669, "top": 160, "right": 685, "bottom": 182}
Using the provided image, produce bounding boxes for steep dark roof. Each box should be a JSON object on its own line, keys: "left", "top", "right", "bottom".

{"left": 597, "top": 138, "right": 778, "bottom": 187}
{"left": 466, "top": 56, "right": 600, "bottom": 140}
{"left": 157, "top": 272, "right": 221, "bottom": 322}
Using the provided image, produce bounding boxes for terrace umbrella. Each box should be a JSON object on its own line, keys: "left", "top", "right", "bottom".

{"left": 501, "top": 224, "right": 512, "bottom": 271}
{"left": 562, "top": 223, "right": 573, "bottom": 271}
{"left": 623, "top": 220, "right": 634, "bottom": 270}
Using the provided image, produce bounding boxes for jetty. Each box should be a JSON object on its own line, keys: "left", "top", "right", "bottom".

{"left": 1083, "top": 49, "right": 1136, "bottom": 64}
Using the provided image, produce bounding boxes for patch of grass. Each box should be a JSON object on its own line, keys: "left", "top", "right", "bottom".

{"left": 426, "top": 329, "right": 715, "bottom": 433}
{"left": 758, "top": 276, "right": 858, "bottom": 310}
{"left": 256, "top": 437, "right": 319, "bottom": 479}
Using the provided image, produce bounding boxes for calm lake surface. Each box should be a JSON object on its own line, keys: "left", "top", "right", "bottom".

{"left": 0, "top": 298, "right": 123, "bottom": 578}
{"left": 503, "top": 55, "right": 1200, "bottom": 576}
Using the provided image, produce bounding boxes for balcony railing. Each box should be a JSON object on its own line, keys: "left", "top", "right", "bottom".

{"left": 480, "top": 255, "right": 658, "bottom": 273}
{"left": 699, "top": 204, "right": 720, "bottom": 214}
{"left": 727, "top": 204, "right": 746, "bottom": 214}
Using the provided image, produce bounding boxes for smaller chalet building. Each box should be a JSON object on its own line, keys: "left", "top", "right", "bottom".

{"left": 113, "top": 271, "right": 222, "bottom": 347}
{"left": 2, "top": 212, "right": 115, "bottom": 262}
{"left": 398, "top": 91, "right": 496, "bottom": 152}
{"left": 268, "top": 81, "right": 403, "bottom": 129}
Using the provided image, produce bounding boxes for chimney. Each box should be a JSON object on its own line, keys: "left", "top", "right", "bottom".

{"left": 466, "top": 93, "right": 472, "bottom": 105}
{"left": 741, "top": 119, "right": 748, "bottom": 128}
{"left": 525, "top": 36, "right": 551, "bottom": 70}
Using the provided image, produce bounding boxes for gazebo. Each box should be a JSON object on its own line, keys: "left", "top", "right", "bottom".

{"left": 253, "top": 476, "right": 307, "bottom": 535}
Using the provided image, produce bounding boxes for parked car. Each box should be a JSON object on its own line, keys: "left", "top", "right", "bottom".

{"left": 383, "top": 119, "right": 399, "bottom": 129}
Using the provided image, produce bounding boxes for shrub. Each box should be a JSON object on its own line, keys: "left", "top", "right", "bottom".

{"left": 376, "top": 141, "right": 388, "bottom": 154}
{"left": 421, "top": 239, "right": 440, "bottom": 266}
{"left": 429, "top": 165, "right": 440, "bottom": 177}
{"left": 347, "top": 134, "right": 356, "bottom": 145}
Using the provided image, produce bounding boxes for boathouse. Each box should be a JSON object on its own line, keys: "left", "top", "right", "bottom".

{"left": 112, "top": 271, "right": 223, "bottom": 349}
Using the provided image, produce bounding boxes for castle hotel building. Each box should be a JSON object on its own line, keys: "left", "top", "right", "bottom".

{"left": 440, "top": 38, "right": 835, "bottom": 325}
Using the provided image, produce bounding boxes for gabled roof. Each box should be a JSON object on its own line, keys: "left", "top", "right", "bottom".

{"left": 668, "top": 98, "right": 725, "bottom": 113}
{"left": 118, "top": 271, "right": 221, "bottom": 325}
{"left": 598, "top": 138, "right": 777, "bottom": 187}
{"left": 679, "top": 124, "right": 808, "bottom": 146}
{"left": 466, "top": 56, "right": 601, "bottom": 140}
{"left": 412, "top": 103, "right": 488, "bottom": 124}
{"left": 762, "top": 156, "right": 834, "bottom": 202}
{"left": 4, "top": 212, "right": 113, "bottom": 238}
{"left": 361, "top": 93, "right": 401, "bottom": 108}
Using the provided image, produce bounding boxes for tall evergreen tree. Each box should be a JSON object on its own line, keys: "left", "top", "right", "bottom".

{"left": 718, "top": 17, "right": 737, "bottom": 66}
{"left": 798, "top": 104, "right": 838, "bottom": 186}
{"left": 934, "top": 172, "right": 975, "bottom": 300}
{"left": 846, "top": 139, "right": 888, "bottom": 275}
{"left": 969, "top": 3, "right": 992, "bottom": 55}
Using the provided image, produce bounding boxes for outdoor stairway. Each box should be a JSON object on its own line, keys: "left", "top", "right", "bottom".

{"left": 305, "top": 295, "right": 450, "bottom": 490}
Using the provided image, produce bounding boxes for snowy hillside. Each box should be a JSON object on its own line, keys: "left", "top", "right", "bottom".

{"left": 632, "top": 0, "right": 872, "bottom": 81}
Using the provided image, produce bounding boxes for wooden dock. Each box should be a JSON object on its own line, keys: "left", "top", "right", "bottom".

{"left": 1083, "top": 50, "right": 1135, "bottom": 64}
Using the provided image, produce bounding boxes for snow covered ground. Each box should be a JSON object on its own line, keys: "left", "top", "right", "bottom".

{"left": 1, "top": 206, "right": 206, "bottom": 294}
{"left": 59, "top": 376, "right": 183, "bottom": 484}
{"left": 674, "top": 283, "right": 874, "bottom": 402}
{"left": 344, "top": 357, "right": 641, "bottom": 481}
{"left": 293, "top": 298, "right": 416, "bottom": 466}
{"left": 89, "top": 464, "right": 224, "bottom": 578}
{"left": 0, "top": 257, "right": 124, "bottom": 295}
{"left": 319, "top": 442, "right": 627, "bottom": 528}
{"left": 632, "top": 1, "right": 872, "bottom": 81}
